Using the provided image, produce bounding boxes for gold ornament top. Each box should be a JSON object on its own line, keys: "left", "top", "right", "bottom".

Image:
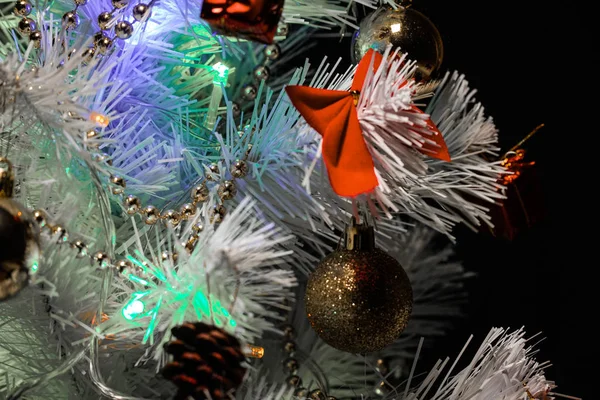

{"left": 0, "top": 158, "right": 14, "bottom": 198}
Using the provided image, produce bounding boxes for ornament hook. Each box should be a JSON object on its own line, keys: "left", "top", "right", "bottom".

{"left": 0, "top": 157, "right": 14, "bottom": 198}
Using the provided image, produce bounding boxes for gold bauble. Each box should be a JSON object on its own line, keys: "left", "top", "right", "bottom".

{"left": 352, "top": 7, "right": 443, "bottom": 82}
{"left": 305, "top": 220, "right": 412, "bottom": 353}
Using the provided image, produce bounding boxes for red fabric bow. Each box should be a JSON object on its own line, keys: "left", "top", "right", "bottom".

{"left": 286, "top": 49, "right": 450, "bottom": 198}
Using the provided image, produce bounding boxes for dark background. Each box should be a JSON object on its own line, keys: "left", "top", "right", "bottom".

{"left": 308, "top": 1, "right": 591, "bottom": 398}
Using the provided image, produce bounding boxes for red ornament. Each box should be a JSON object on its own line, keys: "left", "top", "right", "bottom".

{"left": 200, "top": 0, "right": 284, "bottom": 44}
{"left": 286, "top": 50, "right": 450, "bottom": 198}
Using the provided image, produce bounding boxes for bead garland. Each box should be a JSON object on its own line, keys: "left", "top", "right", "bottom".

{"left": 14, "top": 0, "right": 154, "bottom": 60}
{"left": 101, "top": 144, "right": 252, "bottom": 234}
{"left": 280, "top": 324, "right": 338, "bottom": 400}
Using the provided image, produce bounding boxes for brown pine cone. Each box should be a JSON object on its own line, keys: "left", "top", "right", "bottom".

{"left": 162, "top": 322, "right": 247, "bottom": 400}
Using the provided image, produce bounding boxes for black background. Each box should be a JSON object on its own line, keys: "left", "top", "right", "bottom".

{"left": 307, "top": 1, "right": 591, "bottom": 398}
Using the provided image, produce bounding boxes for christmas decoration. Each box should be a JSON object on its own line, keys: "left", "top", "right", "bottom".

{"left": 305, "top": 218, "right": 412, "bottom": 353}
{"left": 200, "top": 0, "right": 285, "bottom": 44}
{"left": 286, "top": 48, "right": 449, "bottom": 197}
{"left": 162, "top": 322, "right": 247, "bottom": 400}
{"left": 0, "top": 158, "right": 40, "bottom": 301}
{"left": 352, "top": 6, "right": 444, "bottom": 82}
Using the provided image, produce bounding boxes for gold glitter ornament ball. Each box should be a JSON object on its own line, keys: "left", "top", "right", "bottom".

{"left": 352, "top": 6, "right": 443, "bottom": 82}
{"left": 305, "top": 220, "right": 412, "bottom": 353}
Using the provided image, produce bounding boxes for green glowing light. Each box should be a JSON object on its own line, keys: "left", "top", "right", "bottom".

{"left": 30, "top": 262, "right": 39, "bottom": 274}
{"left": 122, "top": 292, "right": 147, "bottom": 320}
{"left": 211, "top": 62, "right": 230, "bottom": 85}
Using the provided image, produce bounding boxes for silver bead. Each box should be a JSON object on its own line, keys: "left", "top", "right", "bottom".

{"left": 286, "top": 375, "right": 302, "bottom": 387}
{"left": 231, "top": 102, "right": 241, "bottom": 117}
{"left": 308, "top": 389, "right": 327, "bottom": 400}
{"left": 230, "top": 159, "right": 248, "bottom": 178}
{"left": 62, "top": 11, "right": 80, "bottom": 29}
{"left": 74, "top": 0, "right": 87, "bottom": 5}
{"left": 95, "top": 37, "right": 112, "bottom": 55}
{"left": 32, "top": 209, "right": 47, "bottom": 228}
{"left": 206, "top": 163, "right": 219, "bottom": 181}
{"left": 92, "top": 251, "right": 111, "bottom": 269}
{"left": 283, "top": 341, "right": 296, "bottom": 354}
{"left": 18, "top": 17, "right": 36, "bottom": 34}
{"left": 242, "top": 84, "right": 258, "bottom": 100}
{"left": 112, "top": 0, "right": 129, "bottom": 8}
{"left": 253, "top": 65, "right": 270, "bottom": 82}
{"left": 70, "top": 240, "right": 88, "bottom": 258}
{"left": 192, "top": 222, "right": 204, "bottom": 233}
{"left": 209, "top": 204, "right": 226, "bottom": 224}
{"left": 276, "top": 23, "right": 289, "bottom": 36}
{"left": 124, "top": 195, "right": 141, "bottom": 215}
{"left": 114, "top": 21, "right": 134, "bottom": 39}
{"left": 191, "top": 183, "right": 209, "bottom": 203}
{"left": 283, "top": 357, "right": 298, "bottom": 373}
{"left": 81, "top": 47, "right": 96, "bottom": 65}
{"left": 217, "top": 180, "right": 237, "bottom": 201}
{"left": 51, "top": 225, "right": 68, "bottom": 243}
{"left": 179, "top": 203, "right": 197, "bottom": 219}
{"left": 110, "top": 174, "right": 126, "bottom": 188}
{"left": 143, "top": 205, "right": 160, "bottom": 225}
{"left": 264, "top": 43, "right": 281, "bottom": 60}
{"left": 29, "top": 30, "right": 42, "bottom": 48}
{"left": 116, "top": 259, "right": 133, "bottom": 273}
{"left": 132, "top": 3, "right": 151, "bottom": 21}
{"left": 294, "top": 388, "right": 308, "bottom": 398}
{"left": 98, "top": 12, "right": 112, "bottom": 30}
{"left": 13, "top": 0, "right": 32, "bottom": 16}
{"left": 162, "top": 209, "right": 181, "bottom": 227}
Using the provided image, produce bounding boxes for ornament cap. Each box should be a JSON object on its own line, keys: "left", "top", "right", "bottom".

{"left": 0, "top": 158, "right": 14, "bottom": 198}
{"left": 344, "top": 217, "right": 375, "bottom": 251}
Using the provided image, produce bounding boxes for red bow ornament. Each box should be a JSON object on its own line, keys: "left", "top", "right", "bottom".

{"left": 286, "top": 49, "right": 451, "bottom": 198}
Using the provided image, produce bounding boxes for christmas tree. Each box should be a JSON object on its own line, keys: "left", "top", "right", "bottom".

{"left": 0, "top": 0, "right": 572, "bottom": 398}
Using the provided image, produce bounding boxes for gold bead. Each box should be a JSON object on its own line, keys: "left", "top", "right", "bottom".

{"left": 92, "top": 251, "right": 111, "bottom": 269}
{"left": 161, "top": 251, "right": 178, "bottom": 263}
{"left": 13, "top": 0, "right": 32, "bottom": 17}
{"left": 81, "top": 47, "right": 96, "bottom": 65}
{"left": 71, "top": 240, "right": 88, "bottom": 258}
{"left": 209, "top": 204, "right": 226, "bottom": 224}
{"left": 52, "top": 225, "right": 68, "bottom": 243}
{"left": 286, "top": 375, "right": 302, "bottom": 387}
{"left": 179, "top": 203, "right": 197, "bottom": 219}
{"left": 97, "top": 11, "right": 112, "bottom": 30}
{"left": 182, "top": 233, "right": 198, "bottom": 253}
{"left": 85, "top": 129, "right": 100, "bottom": 149}
{"left": 230, "top": 159, "right": 248, "bottom": 178}
{"left": 29, "top": 30, "right": 42, "bottom": 48}
{"left": 282, "top": 324, "right": 294, "bottom": 339}
{"left": 205, "top": 163, "right": 219, "bottom": 181}
{"left": 143, "top": 205, "right": 160, "bottom": 225}
{"left": 110, "top": 174, "right": 126, "bottom": 188}
{"left": 162, "top": 209, "right": 181, "bottom": 227}
{"left": 111, "top": 187, "right": 124, "bottom": 195}
{"left": 309, "top": 389, "right": 327, "bottom": 400}
{"left": 92, "top": 153, "right": 112, "bottom": 165}
{"left": 32, "top": 209, "right": 47, "bottom": 228}
{"left": 17, "top": 17, "right": 36, "bottom": 34}
{"left": 283, "top": 358, "right": 298, "bottom": 373}
{"left": 375, "top": 358, "right": 389, "bottom": 375}
{"left": 124, "top": 194, "right": 141, "bottom": 215}
{"left": 294, "top": 388, "right": 308, "bottom": 398}
{"left": 116, "top": 259, "right": 132, "bottom": 273}
{"left": 192, "top": 222, "right": 204, "bottom": 233}
{"left": 191, "top": 183, "right": 209, "bottom": 203}
{"left": 111, "top": 0, "right": 129, "bottom": 9}
{"left": 95, "top": 36, "right": 112, "bottom": 55}
{"left": 217, "top": 180, "right": 237, "bottom": 201}
{"left": 283, "top": 341, "right": 296, "bottom": 354}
